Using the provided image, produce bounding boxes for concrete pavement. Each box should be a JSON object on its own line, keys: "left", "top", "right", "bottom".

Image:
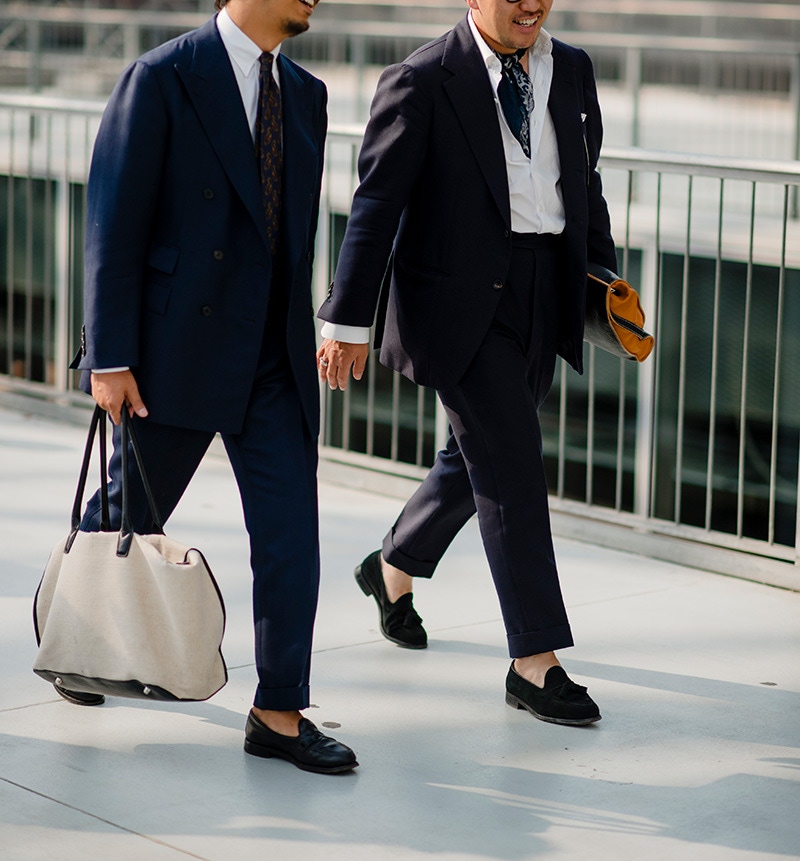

{"left": 1, "top": 406, "right": 798, "bottom": 861}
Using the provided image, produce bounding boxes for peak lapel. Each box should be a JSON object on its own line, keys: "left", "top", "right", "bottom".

{"left": 175, "top": 19, "right": 271, "bottom": 252}
{"left": 278, "top": 56, "right": 320, "bottom": 273}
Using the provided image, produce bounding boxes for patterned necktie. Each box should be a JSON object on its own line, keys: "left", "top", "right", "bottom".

{"left": 255, "top": 51, "right": 282, "bottom": 255}
{"left": 494, "top": 48, "right": 534, "bottom": 158}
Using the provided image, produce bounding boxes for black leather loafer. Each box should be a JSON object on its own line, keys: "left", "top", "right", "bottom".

{"left": 354, "top": 550, "right": 427, "bottom": 649}
{"left": 244, "top": 712, "right": 358, "bottom": 774}
{"left": 505, "top": 664, "right": 601, "bottom": 726}
{"left": 53, "top": 682, "right": 105, "bottom": 706}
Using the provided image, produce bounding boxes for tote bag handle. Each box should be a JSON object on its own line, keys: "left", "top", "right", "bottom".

{"left": 65, "top": 405, "right": 164, "bottom": 556}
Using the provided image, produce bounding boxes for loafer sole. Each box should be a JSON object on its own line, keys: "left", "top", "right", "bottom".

{"left": 355, "top": 562, "right": 427, "bottom": 650}
{"left": 505, "top": 691, "right": 601, "bottom": 726}
{"left": 244, "top": 739, "right": 358, "bottom": 774}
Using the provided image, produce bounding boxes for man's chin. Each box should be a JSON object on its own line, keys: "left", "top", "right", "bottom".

{"left": 282, "top": 18, "right": 310, "bottom": 38}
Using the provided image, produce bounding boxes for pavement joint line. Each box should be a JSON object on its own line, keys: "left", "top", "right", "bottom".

{"left": 0, "top": 699, "right": 65, "bottom": 714}
{"left": 0, "top": 776, "right": 212, "bottom": 861}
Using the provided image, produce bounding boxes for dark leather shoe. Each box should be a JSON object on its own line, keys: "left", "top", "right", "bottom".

{"left": 53, "top": 682, "right": 105, "bottom": 706}
{"left": 244, "top": 712, "right": 358, "bottom": 774}
{"left": 354, "top": 550, "right": 427, "bottom": 649}
{"left": 505, "top": 664, "right": 601, "bottom": 726}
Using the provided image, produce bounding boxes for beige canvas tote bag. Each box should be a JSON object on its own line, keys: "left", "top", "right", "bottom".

{"left": 33, "top": 406, "right": 227, "bottom": 701}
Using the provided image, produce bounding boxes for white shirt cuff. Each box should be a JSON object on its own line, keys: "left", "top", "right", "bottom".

{"left": 320, "top": 322, "right": 370, "bottom": 344}
{"left": 92, "top": 367, "right": 129, "bottom": 373}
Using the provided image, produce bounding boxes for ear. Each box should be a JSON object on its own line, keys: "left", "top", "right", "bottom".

{"left": 466, "top": 0, "right": 480, "bottom": 12}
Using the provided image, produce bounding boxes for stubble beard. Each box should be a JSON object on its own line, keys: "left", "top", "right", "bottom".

{"left": 281, "top": 17, "right": 310, "bottom": 38}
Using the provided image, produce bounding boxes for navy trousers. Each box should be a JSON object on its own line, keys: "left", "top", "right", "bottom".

{"left": 82, "top": 292, "right": 319, "bottom": 711}
{"left": 382, "top": 233, "right": 574, "bottom": 658}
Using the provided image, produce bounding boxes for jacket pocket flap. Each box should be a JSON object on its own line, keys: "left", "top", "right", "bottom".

{"left": 146, "top": 242, "right": 180, "bottom": 275}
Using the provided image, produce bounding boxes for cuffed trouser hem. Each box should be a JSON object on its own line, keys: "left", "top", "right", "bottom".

{"left": 253, "top": 685, "right": 310, "bottom": 712}
{"left": 382, "top": 532, "right": 438, "bottom": 579}
{"left": 507, "top": 625, "right": 574, "bottom": 659}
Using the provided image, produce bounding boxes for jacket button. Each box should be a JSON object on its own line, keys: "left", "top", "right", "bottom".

{"left": 213, "top": 250, "right": 224, "bottom": 261}
{"left": 201, "top": 305, "right": 212, "bottom": 316}
{"left": 492, "top": 280, "right": 503, "bottom": 290}
{"left": 203, "top": 188, "right": 214, "bottom": 199}
{"left": 504, "top": 230, "right": 509, "bottom": 238}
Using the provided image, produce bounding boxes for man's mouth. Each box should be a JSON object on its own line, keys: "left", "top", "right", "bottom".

{"left": 298, "top": 0, "right": 316, "bottom": 8}
{"left": 515, "top": 13, "right": 542, "bottom": 28}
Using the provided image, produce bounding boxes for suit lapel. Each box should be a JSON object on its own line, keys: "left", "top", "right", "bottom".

{"left": 278, "top": 55, "right": 319, "bottom": 274}
{"left": 175, "top": 18, "right": 271, "bottom": 252}
{"left": 548, "top": 43, "right": 584, "bottom": 190}
{"left": 442, "top": 17, "right": 511, "bottom": 228}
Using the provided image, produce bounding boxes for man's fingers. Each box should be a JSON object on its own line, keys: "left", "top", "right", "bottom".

{"left": 90, "top": 370, "right": 148, "bottom": 424}
{"left": 353, "top": 352, "right": 367, "bottom": 381}
{"left": 127, "top": 392, "right": 149, "bottom": 419}
{"left": 316, "top": 340, "right": 370, "bottom": 390}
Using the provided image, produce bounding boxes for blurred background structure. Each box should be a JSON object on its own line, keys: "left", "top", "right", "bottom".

{"left": 1, "top": 0, "right": 800, "bottom": 588}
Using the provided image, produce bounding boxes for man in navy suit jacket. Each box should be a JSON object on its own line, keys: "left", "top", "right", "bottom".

{"left": 317, "top": 0, "right": 617, "bottom": 726}
{"left": 67, "top": 0, "right": 357, "bottom": 774}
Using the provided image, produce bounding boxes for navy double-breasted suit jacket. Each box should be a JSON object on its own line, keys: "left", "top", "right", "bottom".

{"left": 318, "top": 15, "right": 617, "bottom": 387}
{"left": 73, "top": 16, "right": 327, "bottom": 436}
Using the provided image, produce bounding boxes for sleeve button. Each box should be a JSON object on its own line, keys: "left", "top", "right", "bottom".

{"left": 201, "top": 305, "right": 212, "bottom": 316}
{"left": 492, "top": 280, "right": 503, "bottom": 290}
{"left": 213, "top": 250, "right": 224, "bottom": 261}
{"left": 203, "top": 188, "right": 214, "bottom": 199}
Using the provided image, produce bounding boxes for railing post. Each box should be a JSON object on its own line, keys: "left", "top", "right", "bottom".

{"left": 634, "top": 243, "right": 657, "bottom": 519}
{"left": 53, "top": 172, "right": 70, "bottom": 394}
{"left": 790, "top": 53, "right": 800, "bottom": 218}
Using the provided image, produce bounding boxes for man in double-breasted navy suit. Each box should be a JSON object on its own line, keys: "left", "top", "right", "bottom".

{"left": 67, "top": 0, "right": 357, "bottom": 773}
{"left": 317, "top": 0, "right": 617, "bottom": 726}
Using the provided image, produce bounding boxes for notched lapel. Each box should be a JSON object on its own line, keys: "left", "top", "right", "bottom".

{"left": 442, "top": 21, "right": 511, "bottom": 228}
{"left": 548, "top": 46, "right": 584, "bottom": 184}
{"left": 175, "top": 21, "right": 271, "bottom": 252}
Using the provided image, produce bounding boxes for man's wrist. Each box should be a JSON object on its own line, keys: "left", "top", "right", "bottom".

{"left": 320, "top": 322, "right": 370, "bottom": 344}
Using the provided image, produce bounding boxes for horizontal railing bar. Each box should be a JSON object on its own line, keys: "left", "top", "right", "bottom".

{"left": 327, "top": 127, "right": 800, "bottom": 188}
{"left": 601, "top": 147, "right": 800, "bottom": 185}
{"left": 0, "top": 93, "right": 105, "bottom": 115}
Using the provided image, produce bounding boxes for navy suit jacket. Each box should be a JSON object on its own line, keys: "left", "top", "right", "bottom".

{"left": 73, "top": 16, "right": 327, "bottom": 435}
{"left": 319, "top": 15, "right": 617, "bottom": 387}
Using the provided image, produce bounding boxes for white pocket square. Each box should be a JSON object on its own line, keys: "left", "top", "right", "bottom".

{"left": 581, "top": 113, "right": 587, "bottom": 123}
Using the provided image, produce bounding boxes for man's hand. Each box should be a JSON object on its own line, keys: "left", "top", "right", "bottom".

{"left": 90, "top": 370, "right": 148, "bottom": 425}
{"left": 316, "top": 339, "right": 369, "bottom": 391}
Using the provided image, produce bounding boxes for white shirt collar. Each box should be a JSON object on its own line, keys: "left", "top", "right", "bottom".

{"left": 466, "top": 10, "right": 552, "bottom": 76}
{"left": 216, "top": 6, "right": 281, "bottom": 78}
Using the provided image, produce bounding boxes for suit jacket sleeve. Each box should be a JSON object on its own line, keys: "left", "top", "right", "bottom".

{"left": 318, "top": 61, "right": 431, "bottom": 328}
{"left": 78, "top": 60, "right": 169, "bottom": 371}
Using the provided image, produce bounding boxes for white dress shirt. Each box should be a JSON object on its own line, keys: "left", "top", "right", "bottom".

{"left": 321, "top": 12, "right": 566, "bottom": 345}
{"left": 95, "top": 8, "right": 278, "bottom": 372}
{"left": 216, "top": 6, "right": 281, "bottom": 141}
{"left": 467, "top": 12, "right": 565, "bottom": 235}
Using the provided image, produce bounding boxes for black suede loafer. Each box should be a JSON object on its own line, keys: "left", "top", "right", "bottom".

{"left": 244, "top": 711, "right": 358, "bottom": 774}
{"left": 505, "top": 664, "right": 601, "bottom": 726}
{"left": 354, "top": 550, "right": 427, "bottom": 649}
{"left": 53, "top": 682, "right": 105, "bottom": 706}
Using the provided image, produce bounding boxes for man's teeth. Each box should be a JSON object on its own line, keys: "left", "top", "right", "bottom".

{"left": 299, "top": 0, "right": 314, "bottom": 7}
{"left": 517, "top": 17, "right": 540, "bottom": 27}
